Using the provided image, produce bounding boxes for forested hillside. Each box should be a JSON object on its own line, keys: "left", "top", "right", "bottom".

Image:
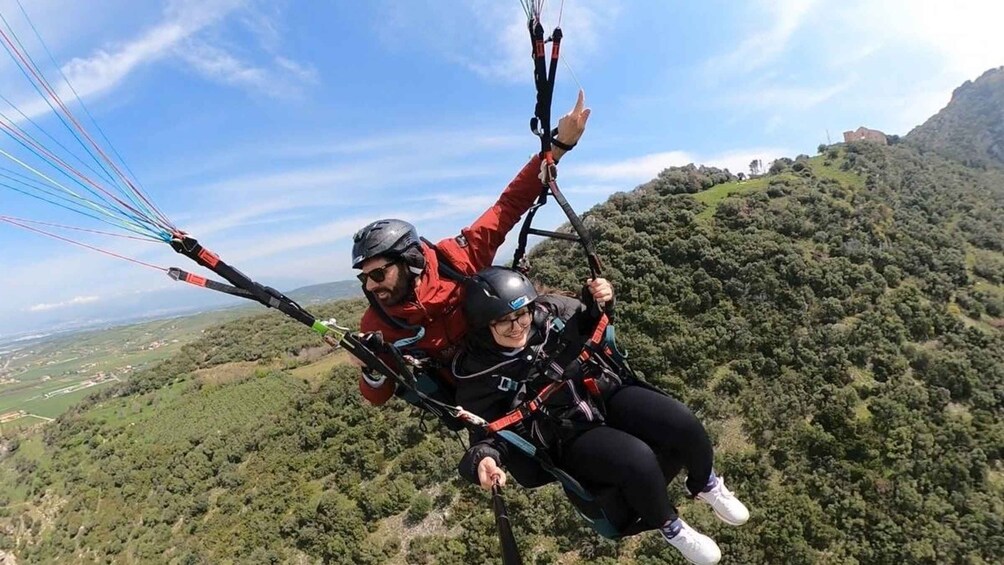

{"left": 528, "top": 140, "right": 1004, "bottom": 563}
{"left": 2, "top": 101, "right": 1003, "bottom": 563}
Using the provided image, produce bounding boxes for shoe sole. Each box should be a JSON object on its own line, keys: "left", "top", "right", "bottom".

{"left": 710, "top": 505, "right": 748, "bottom": 526}
{"left": 669, "top": 543, "right": 719, "bottom": 565}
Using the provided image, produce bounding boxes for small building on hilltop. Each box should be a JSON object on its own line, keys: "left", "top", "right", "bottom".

{"left": 843, "top": 126, "right": 888, "bottom": 145}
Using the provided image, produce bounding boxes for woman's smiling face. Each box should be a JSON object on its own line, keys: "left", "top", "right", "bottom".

{"left": 488, "top": 306, "right": 532, "bottom": 348}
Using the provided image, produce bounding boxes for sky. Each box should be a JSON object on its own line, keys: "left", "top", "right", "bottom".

{"left": 0, "top": 0, "right": 1001, "bottom": 337}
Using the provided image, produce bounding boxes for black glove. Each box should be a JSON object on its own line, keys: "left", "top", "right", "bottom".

{"left": 358, "top": 330, "right": 385, "bottom": 350}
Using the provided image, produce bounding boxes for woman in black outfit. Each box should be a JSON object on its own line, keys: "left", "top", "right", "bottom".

{"left": 452, "top": 267, "right": 749, "bottom": 565}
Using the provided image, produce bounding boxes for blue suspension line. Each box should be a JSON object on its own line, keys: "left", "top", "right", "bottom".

{"left": 0, "top": 11, "right": 170, "bottom": 234}
{"left": 0, "top": 148, "right": 166, "bottom": 238}
{"left": 0, "top": 92, "right": 117, "bottom": 187}
{"left": 0, "top": 181, "right": 165, "bottom": 240}
{"left": 17, "top": 0, "right": 166, "bottom": 229}
{"left": 0, "top": 119, "right": 161, "bottom": 231}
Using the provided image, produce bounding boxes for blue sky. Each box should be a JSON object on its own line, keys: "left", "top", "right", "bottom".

{"left": 0, "top": 0, "right": 1001, "bottom": 337}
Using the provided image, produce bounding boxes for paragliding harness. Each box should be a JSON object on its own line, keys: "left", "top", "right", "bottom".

{"left": 476, "top": 309, "right": 660, "bottom": 540}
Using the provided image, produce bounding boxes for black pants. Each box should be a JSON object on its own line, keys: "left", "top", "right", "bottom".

{"left": 557, "top": 385, "right": 714, "bottom": 528}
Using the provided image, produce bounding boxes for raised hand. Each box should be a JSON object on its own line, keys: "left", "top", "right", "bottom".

{"left": 553, "top": 89, "right": 591, "bottom": 161}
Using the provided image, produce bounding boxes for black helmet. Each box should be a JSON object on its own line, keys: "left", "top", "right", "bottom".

{"left": 464, "top": 267, "right": 538, "bottom": 329}
{"left": 351, "top": 219, "right": 421, "bottom": 269}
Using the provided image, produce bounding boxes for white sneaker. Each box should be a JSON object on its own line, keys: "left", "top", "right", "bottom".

{"left": 696, "top": 475, "right": 750, "bottom": 526}
{"left": 661, "top": 518, "right": 722, "bottom": 565}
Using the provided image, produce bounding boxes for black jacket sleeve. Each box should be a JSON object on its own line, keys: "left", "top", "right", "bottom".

{"left": 457, "top": 432, "right": 555, "bottom": 488}
{"left": 458, "top": 434, "right": 507, "bottom": 486}
{"left": 536, "top": 294, "right": 587, "bottom": 322}
{"left": 536, "top": 293, "right": 602, "bottom": 339}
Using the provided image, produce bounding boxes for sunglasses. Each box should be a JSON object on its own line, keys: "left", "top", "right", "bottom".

{"left": 356, "top": 260, "right": 397, "bottom": 284}
{"left": 491, "top": 307, "right": 532, "bottom": 331}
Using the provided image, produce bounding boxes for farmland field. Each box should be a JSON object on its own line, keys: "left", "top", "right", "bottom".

{"left": 0, "top": 310, "right": 248, "bottom": 423}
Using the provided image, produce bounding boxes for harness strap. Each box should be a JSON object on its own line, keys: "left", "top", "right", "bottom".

{"left": 342, "top": 332, "right": 469, "bottom": 428}
{"left": 420, "top": 236, "right": 468, "bottom": 282}
{"left": 486, "top": 381, "right": 564, "bottom": 433}
{"left": 578, "top": 313, "right": 610, "bottom": 361}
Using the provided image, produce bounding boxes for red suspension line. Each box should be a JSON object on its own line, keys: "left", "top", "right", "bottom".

{"left": 0, "top": 216, "right": 168, "bottom": 271}
{"left": 0, "top": 27, "right": 174, "bottom": 230}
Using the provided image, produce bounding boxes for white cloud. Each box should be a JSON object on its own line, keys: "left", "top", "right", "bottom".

{"left": 836, "top": 0, "right": 1004, "bottom": 131}
{"left": 468, "top": 0, "right": 615, "bottom": 83}
{"left": 848, "top": 0, "right": 1004, "bottom": 81}
{"left": 26, "top": 295, "right": 99, "bottom": 312}
{"left": 699, "top": 148, "right": 793, "bottom": 178}
{"left": 237, "top": 3, "right": 282, "bottom": 51}
{"left": 561, "top": 183, "right": 627, "bottom": 196}
{"left": 457, "top": 6, "right": 529, "bottom": 82}
{"left": 275, "top": 56, "right": 317, "bottom": 83}
{"left": 703, "top": 0, "right": 821, "bottom": 77}
{"left": 174, "top": 40, "right": 317, "bottom": 98}
{"left": 573, "top": 151, "right": 694, "bottom": 183}
{"left": 2, "top": 0, "right": 315, "bottom": 120}
{"left": 723, "top": 79, "right": 854, "bottom": 112}
{"left": 143, "top": 135, "right": 531, "bottom": 229}
{"left": 200, "top": 194, "right": 494, "bottom": 266}
{"left": 700, "top": 0, "right": 1004, "bottom": 136}
{"left": 175, "top": 40, "right": 264, "bottom": 85}
{"left": 6, "top": 0, "right": 247, "bottom": 119}
{"left": 378, "top": 0, "right": 617, "bottom": 83}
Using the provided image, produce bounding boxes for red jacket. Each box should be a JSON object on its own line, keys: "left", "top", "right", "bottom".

{"left": 358, "top": 155, "right": 544, "bottom": 404}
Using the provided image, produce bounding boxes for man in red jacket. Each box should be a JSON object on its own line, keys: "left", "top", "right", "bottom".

{"left": 349, "top": 91, "right": 591, "bottom": 406}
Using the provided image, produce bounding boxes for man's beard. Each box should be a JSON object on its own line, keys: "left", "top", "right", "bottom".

{"left": 373, "top": 274, "right": 412, "bottom": 307}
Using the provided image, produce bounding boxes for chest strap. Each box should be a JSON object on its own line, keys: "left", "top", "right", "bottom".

{"left": 486, "top": 381, "right": 565, "bottom": 433}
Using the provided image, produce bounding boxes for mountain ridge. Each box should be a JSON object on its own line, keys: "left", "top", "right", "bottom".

{"left": 906, "top": 65, "right": 1004, "bottom": 169}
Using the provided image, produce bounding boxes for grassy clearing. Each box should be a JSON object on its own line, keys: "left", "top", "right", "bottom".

{"left": 289, "top": 350, "right": 350, "bottom": 387}
{"left": 82, "top": 375, "right": 189, "bottom": 429}
{"left": 854, "top": 401, "right": 872, "bottom": 423}
{"left": 811, "top": 156, "right": 865, "bottom": 188}
{"left": 1, "top": 414, "right": 50, "bottom": 432}
{"left": 715, "top": 416, "right": 755, "bottom": 455}
{"left": 0, "top": 377, "right": 119, "bottom": 417}
{"left": 0, "top": 436, "right": 45, "bottom": 503}
{"left": 945, "top": 402, "right": 972, "bottom": 423}
{"left": 690, "top": 154, "right": 867, "bottom": 224}
{"left": 959, "top": 315, "right": 1000, "bottom": 333}
{"left": 989, "top": 470, "right": 1004, "bottom": 496}
{"left": 27, "top": 383, "right": 119, "bottom": 419}
{"left": 194, "top": 361, "right": 261, "bottom": 387}
{"left": 706, "top": 364, "right": 733, "bottom": 390}
{"left": 973, "top": 280, "right": 1004, "bottom": 296}
{"left": 693, "top": 176, "right": 771, "bottom": 221}
{"left": 848, "top": 366, "right": 875, "bottom": 385}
